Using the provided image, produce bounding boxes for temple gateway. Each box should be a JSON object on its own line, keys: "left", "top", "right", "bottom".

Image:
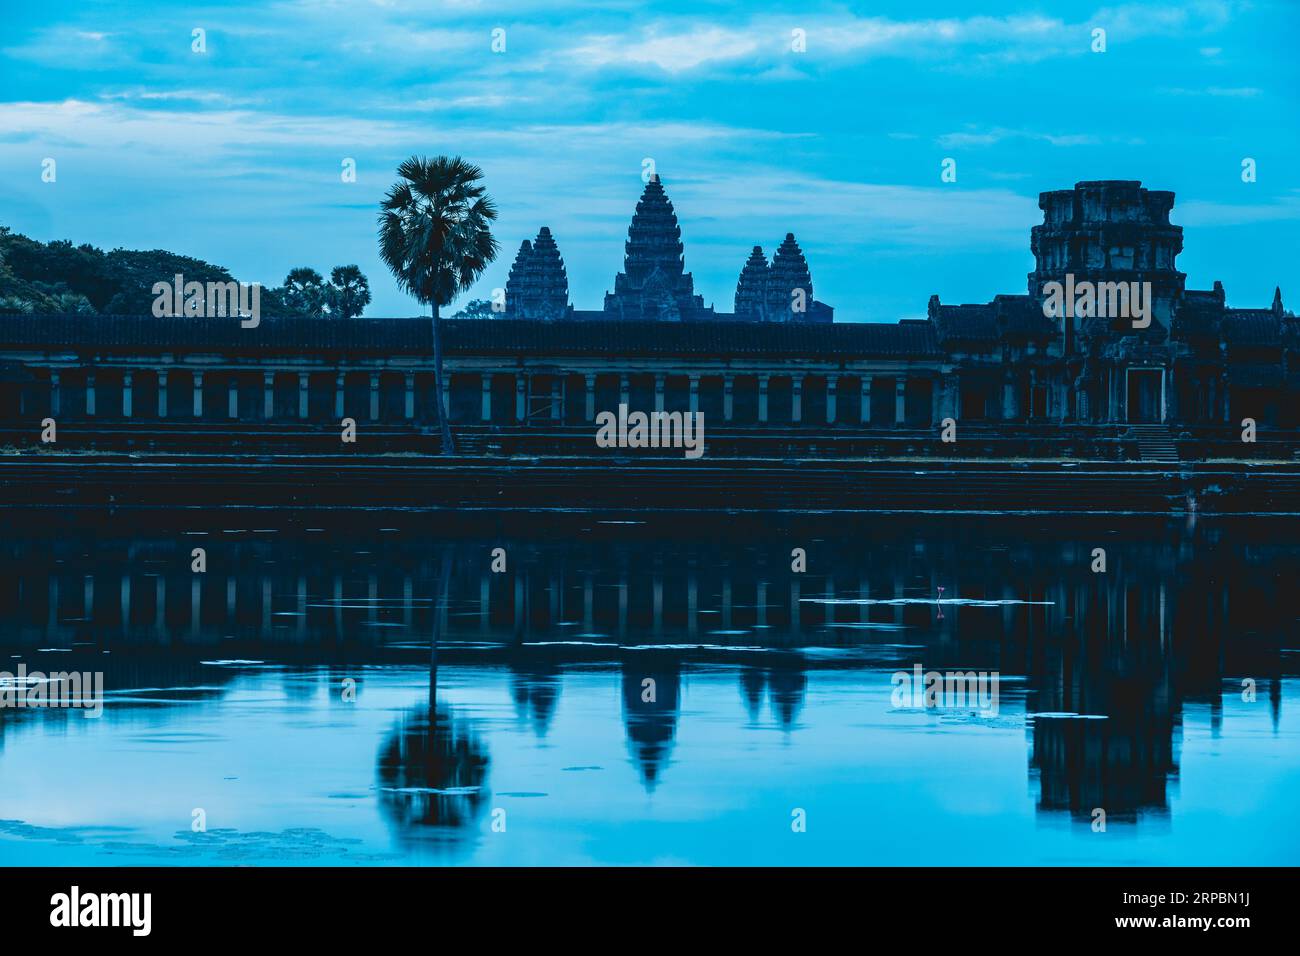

{"left": 0, "top": 180, "right": 1295, "bottom": 457}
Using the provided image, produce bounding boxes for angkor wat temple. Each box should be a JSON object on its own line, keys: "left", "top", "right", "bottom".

{"left": 504, "top": 174, "right": 834, "bottom": 323}
{"left": 0, "top": 179, "right": 1295, "bottom": 460}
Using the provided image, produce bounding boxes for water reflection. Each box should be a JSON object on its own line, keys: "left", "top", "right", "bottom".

{"left": 0, "top": 512, "right": 1295, "bottom": 861}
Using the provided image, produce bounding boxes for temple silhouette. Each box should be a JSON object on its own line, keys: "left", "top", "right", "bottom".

{"left": 504, "top": 174, "right": 834, "bottom": 323}
{"left": 0, "top": 179, "right": 1295, "bottom": 462}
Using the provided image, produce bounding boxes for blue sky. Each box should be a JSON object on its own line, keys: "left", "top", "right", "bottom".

{"left": 1, "top": 0, "right": 1296, "bottom": 320}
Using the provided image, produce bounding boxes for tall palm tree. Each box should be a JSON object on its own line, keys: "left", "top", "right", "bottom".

{"left": 378, "top": 156, "right": 498, "bottom": 454}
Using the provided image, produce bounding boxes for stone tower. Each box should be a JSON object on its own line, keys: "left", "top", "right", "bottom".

{"left": 504, "top": 228, "right": 569, "bottom": 320}
{"left": 603, "top": 175, "right": 711, "bottom": 322}
{"left": 767, "top": 233, "right": 814, "bottom": 322}
{"left": 1029, "top": 180, "right": 1185, "bottom": 343}
{"left": 734, "top": 246, "right": 769, "bottom": 320}
{"left": 504, "top": 239, "right": 533, "bottom": 318}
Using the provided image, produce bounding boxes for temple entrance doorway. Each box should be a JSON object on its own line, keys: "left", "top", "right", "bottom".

{"left": 1125, "top": 368, "right": 1164, "bottom": 423}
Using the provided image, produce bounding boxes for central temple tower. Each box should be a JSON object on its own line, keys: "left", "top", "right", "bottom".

{"left": 603, "top": 175, "right": 713, "bottom": 322}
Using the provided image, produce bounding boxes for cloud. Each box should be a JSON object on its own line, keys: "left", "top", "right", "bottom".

{"left": 936, "top": 127, "right": 1100, "bottom": 149}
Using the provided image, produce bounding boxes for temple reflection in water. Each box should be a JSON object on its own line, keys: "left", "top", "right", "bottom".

{"left": 0, "top": 513, "right": 1292, "bottom": 845}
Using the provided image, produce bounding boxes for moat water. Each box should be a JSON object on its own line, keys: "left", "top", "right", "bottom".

{"left": 0, "top": 510, "right": 1296, "bottom": 866}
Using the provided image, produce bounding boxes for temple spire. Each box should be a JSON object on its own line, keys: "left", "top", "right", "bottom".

{"left": 505, "top": 229, "right": 569, "bottom": 320}
{"left": 604, "top": 175, "right": 710, "bottom": 321}
{"left": 767, "top": 233, "right": 813, "bottom": 321}
{"left": 504, "top": 240, "right": 533, "bottom": 318}
{"left": 735, "top": 246, "right": 769, "bottom": 319}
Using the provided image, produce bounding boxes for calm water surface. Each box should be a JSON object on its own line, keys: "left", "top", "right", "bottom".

{"left": 0, "top": 511, "right": 1296, "bottom": 866}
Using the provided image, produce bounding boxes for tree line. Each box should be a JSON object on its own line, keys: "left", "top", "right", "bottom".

{"left": 0, "top": 226, "right": 371, "bottom": 319}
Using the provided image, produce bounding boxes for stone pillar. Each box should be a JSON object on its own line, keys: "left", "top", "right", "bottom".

{"left": 300, "top": 373, "right": 310, "bottom": 419}
{"left": 403, "top": 373, "right": 414, "bottom": 420}
{"left": 334, "top": 373, "right": 345, "bottom": 419}
{"left": 157, "top": 370, "right": 168, "bottom": 418}
{"left": 228, "top": 374, "right": 239, "bottom": 419}
{"left": 49, "top": 371, "right": 61, "bottom": 417}
{"left": 860, "top": 375, "right": 872, "bottom": 425}
{"left": 441, "top": 377, "right": 451, "bottom": 424}
{"left": 551, "top": 376, "right": 562, "bottom": 421}
{"left": 86, "top": 372, "right": 96, "bottom": 417}
{"left": 792, "top": 375, "right": 803, "bottom": 423}
{"left": 653, "top": 374, "right": 665, "bottom": 413}
{"left": 723, "top": 374, "right": 734, "bottom": 422}
{"left": 264, "top": 372, "right": 275, "bottom": 420}
{"left": 688, "top": 375, "right": 700, "bottom": 415}
{"left": 121, "top": 371, "right": 134, "bottom": 417}
{"left": 826, "top": 374, "right": 838, "bottom": 425}
{"left": 192, "top": 372, "right": 203, "bottom": 418}
{"left": 894, "top": 376, "right": 906, "bottom": 426}
{"left": 1002, "top": 376, "right": 1017, "bottom": 422}
{"left": 369, "top": 373, "right": 380, "bottom": 421}
{"left": 516, "top": 373, "right": 527, "bottom": 422}
{"left": 619, "top": 373, "right": 630, "bottom": 408}
{"left": 481, "top": 373, "right": 492, "bottom": 423}
{"left": 584, "top": 374, "right": 596, "bottom": 422}
{"left": 758, "top": 374, "right": 769, "bottom": 424}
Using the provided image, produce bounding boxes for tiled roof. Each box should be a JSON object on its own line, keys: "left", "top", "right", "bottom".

{"left": 1222, "top": 310, "right": 1282, "bottom": 346}
{"left": 0, "top": 314, "right": 941, "bottom": 359}
{"left": 933, "top": 304, "right": 998, "bottom": 342}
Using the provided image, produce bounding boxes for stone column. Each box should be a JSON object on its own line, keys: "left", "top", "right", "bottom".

{"left": 653, "top": 374, "right": 665, "bottom": 413}
{"left": 723, "top": 374, "right": 734, "bottom": 422}
{"left": 192, "top": 371, "right": 203, "bottom": 418}
{"left": 334, "top": 373, "right": 345, "bottom": 419}
{"left": 370, "top": 373, "right": 380, "bottom": 421}
{"left": 515, "top": 373, "right": 527, "bottom": 422}
{"left": 227, "top": 374, "right": 239, "bottom": 419}
{"left": 264, "top": 372, "right": 275, "bottom": 420}
{"left": 584, "top": 373, "right": 596, "bottom": 422}
{"left": 441, "top": 377, "right": 451, "bottom": 424}
{"left": 894, "top": 376, "right": 906, "bottom": 426}
{"left": 688, "top": 375, "right": 700, "bottom": 415}
{"left": 619, "top": 373, "right": 630, "bottom": 408}
{"left": 1002, "top": 376, "right": 1017, "bottom": 422}
{"left": 122, "top": 371, "right": 133, "bottom": 417}
{"left": 758, "top": 374, "right": 769, "bottom": 424}
{"left": 300, "top": 373, "right": 310, "bottom": 419}
{"left": 551, "top": 376, "right": 562, "bottom": 421}
{"left": 480, "top": 373, "right": 492, "bottom": 423}
{"left": 791, "top": 375, "right": 803, "bottom": 423}
{"left": 860, "top": 375, "right": 872, "bottom": 425}
{"left": 403, "top": 373, "right": 414, "bottom": 420}
{"left": 86, "top": 372, "right": 96, "bottom": 417}
{"left": 157, "top": 370, "right": 168, "bottom": 418}
{"left": 826, "top": 374, "right": 838, "bottom": 425}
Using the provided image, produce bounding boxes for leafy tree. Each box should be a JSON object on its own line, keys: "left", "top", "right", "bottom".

{"left": 449, "top": 298, "right": 494, "bottom": 320}
{"left": 281, "top": 267, "right": 328, "bottom": 316}
{"left": 378, "top": 156, "right": 498, "bottom": 454}
{"left": 327, "top": 264, "right": 371, "bottom": 319}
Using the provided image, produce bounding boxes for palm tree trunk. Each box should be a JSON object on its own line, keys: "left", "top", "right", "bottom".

{"left": 431, "top": 300, "right": 455, "bottom": 454}
{"left": 429, "top": 547, "right": 450, "bottom": 716}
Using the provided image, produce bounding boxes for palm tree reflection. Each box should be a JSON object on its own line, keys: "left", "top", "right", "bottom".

{"left": 377, "top": 554, "right": 490, "bottom": 849}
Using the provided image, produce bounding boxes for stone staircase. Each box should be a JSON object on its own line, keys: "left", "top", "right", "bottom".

{"left": 1130, "top": 424, "right": 1180, "bottom": 462}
